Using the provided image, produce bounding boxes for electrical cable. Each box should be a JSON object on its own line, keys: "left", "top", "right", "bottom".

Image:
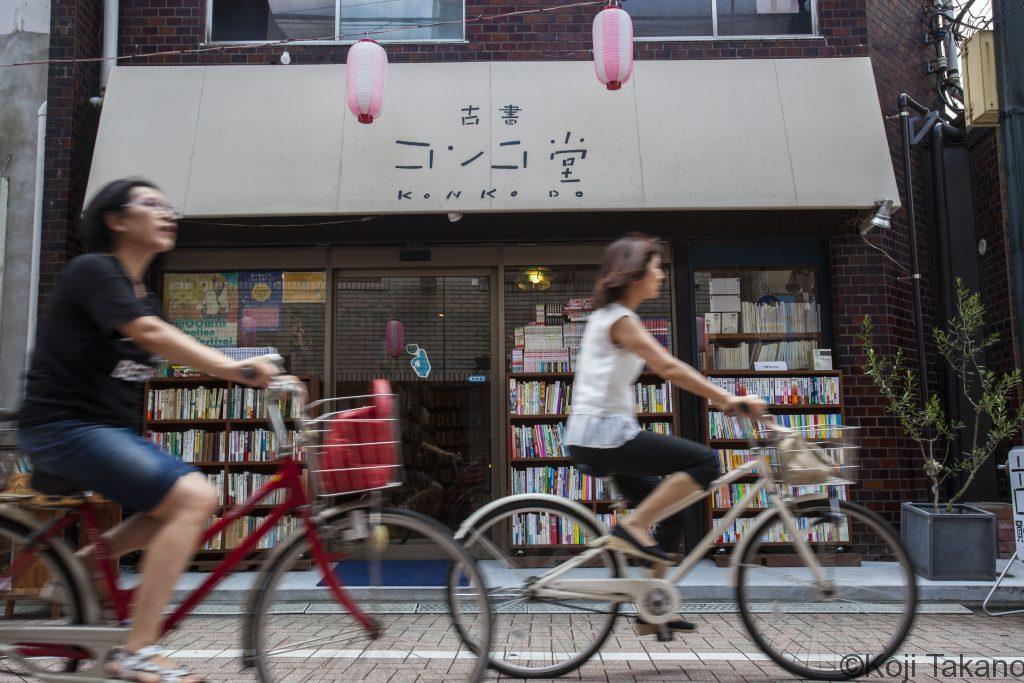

{"left": 860, "top": 232, "right": 912, "bottom": 276}
{"left": 0, "top": 0, "right": 607, "bottom": 70}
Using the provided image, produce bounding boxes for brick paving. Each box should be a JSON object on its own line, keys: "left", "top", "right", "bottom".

{"left": 3, "top": 609, "right": 1021, "bottom": 682}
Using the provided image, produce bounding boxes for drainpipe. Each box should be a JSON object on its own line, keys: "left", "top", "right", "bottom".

{"left": 101, "top": 0, "right": 118, "bottom": 91}
{"left": 26, "top": 101, "right": 46, "bottom": 367}
{"left": 898, "top": 94, "right": 932, "bottom": 408}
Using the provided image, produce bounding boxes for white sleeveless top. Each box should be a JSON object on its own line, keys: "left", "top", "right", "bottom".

{"left": 565, "top": 303, "right": 645, "bottom": 448}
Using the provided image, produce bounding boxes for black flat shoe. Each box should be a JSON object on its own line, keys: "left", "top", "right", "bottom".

{"left": 635, "top": 616, "right": 697, "bottom": 636}
{"left": 601, "top": 525, "right": 673, "bottom": 564}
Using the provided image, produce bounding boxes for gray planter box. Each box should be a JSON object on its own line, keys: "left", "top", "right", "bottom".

{"left": 901, "top": 502, "right": 997, "bottom": 580}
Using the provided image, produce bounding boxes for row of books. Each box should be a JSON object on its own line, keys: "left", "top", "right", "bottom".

{"left": 510, "top": 423, "right": 567, "bottom": 459}
{"left": 708, "top": 376, "right": 840, "bottom": 405}
{"left": 753, "top": 341, "right": 817, "bottom": 369}
{"left": 740, "top": 302, "right": 821, "bottom": 334}
{"left": 149, "top": 429, "right": 303, "bottom": 462}
{"left": 642, "top": 318, "right": 671, "bottom": 350}
{"left": 634, "top": 382, "right": 673, "bottom": 414}
{"left": 146, "top": 387, "right": 303, "bottom": 421}
{"left": 707, "top": 412, "right": 842, "bottom": 439}
{"left": 511, "top": 510, "right": 640, "bottom": 546}
{"left": 716, "top": 515, "right": 850, "bottom": 545}
{"left": 225, "top": 472, "right": 289, "bottom": 506}
{"left": 509, "top": 380, "right": 572, "bottom": 415}
{"left": 643, "top": 421, "right": 673, "bottom": 435}
{"left": 713, "top": 343, "right": 751, "bottom": 370}
{"left": 510, "top": 317, "right": 669, "bottom": 373}
{"left": 510, "top": 466, "right": 613, "bottom": 501}
{"left": 202, "top": 515, "right": 300, "bottom": 551}
{"left": 508, "top": 380, "right": 676, "bottom": 416}
{"left": 712, "top": 483, "right": 848, "bottom": 509}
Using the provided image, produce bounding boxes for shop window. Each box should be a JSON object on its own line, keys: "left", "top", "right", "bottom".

{"left": 694, "top": 267, "right": 824, "bottom": 371}
{"left": 503, "top": 265, "right": 673, "bottom": 371}
{"left": 209, "top": 0, "right": 465, "bottom": 43}
{"left": 632, "top": 0, "right": 815, "bottom": 39}
{"left": 334, "top": 275, "right": 492, "bottom": 529}
{"left": 162, "top": 270, "right": 327, "bottom": 380}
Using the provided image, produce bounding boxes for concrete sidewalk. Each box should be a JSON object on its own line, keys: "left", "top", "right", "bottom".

{"left": 145, "top": 557, "right": 1024, "bottom": 605}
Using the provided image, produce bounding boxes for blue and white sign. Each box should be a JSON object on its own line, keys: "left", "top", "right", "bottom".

{"left": 406, "top": 344, "right": 432, "bottom": 379}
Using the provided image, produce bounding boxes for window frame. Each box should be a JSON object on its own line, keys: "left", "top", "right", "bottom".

{"left": 632, "top": 0, "right": 820, "bottom": 42}
{"left": 204, "top": 0, "right": 469, "bottom": 46}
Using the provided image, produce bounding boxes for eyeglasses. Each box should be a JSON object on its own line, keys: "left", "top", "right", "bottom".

{"left": 123, "top": 198, "right": 184, "bottom": 220}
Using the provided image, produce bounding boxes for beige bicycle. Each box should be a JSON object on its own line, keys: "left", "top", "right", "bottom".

{"left": 454, "top": 420, "right": 917, "bottom": 680}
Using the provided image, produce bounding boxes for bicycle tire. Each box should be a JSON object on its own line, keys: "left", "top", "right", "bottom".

{"left": 734, "top": 498, "right": 917, "bottom": 681}
{"left": 0, "top": 507, "right": 92, "bottom": 674}
{"left": 244, "top": 506, "right": 492, "bottom": 683}
{"left": 453, "top": 496, "right": 621, "bottom": 678}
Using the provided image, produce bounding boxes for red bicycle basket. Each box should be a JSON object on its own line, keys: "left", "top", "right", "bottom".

{"left": 316, "top": 380, "right": 399, "bottom": 495}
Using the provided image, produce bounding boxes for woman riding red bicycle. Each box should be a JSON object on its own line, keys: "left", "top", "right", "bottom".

{"left": 17, "top": 178, "right": 283, "bottom": 682}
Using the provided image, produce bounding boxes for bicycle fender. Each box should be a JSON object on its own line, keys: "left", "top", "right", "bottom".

{"left": 0, "top": 505, "right": 102, "bottom": 625}
{"left": 453, "top": 493, "right": 608, "bottom": 542}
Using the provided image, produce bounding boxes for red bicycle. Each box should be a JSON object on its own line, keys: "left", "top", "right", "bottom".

{"left": 0, "top": 378, "right": 492, "bottom": 682}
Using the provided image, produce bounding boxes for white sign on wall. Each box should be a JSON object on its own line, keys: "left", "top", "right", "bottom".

{"left": 1009, "top": 447, "right": 1024, "bottom": 560}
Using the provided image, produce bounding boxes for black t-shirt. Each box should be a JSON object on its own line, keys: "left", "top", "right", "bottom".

{"left": 19, "top": 254, "right": 161, "bottom": 432}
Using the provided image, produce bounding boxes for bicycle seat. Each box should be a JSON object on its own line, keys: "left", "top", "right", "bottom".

{"left": 575, "top": 462, "right": 613, "bottom": 479}
{"left": 30, "top": 470, "right": 84, "bottom": 496}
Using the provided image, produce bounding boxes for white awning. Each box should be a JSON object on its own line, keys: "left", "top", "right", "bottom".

{"left": 87, "top": 58, "right": 899, "bottom": 217}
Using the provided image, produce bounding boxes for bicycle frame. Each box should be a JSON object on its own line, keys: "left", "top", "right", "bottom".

{"left": 2, "top": 455, "right": 376, "bottom": 660}
{"left": 527, "top": 452, "right": 832, "bottom": 604}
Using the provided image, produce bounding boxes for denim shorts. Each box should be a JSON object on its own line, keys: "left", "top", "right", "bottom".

{"left": 17, "top": 419, "right": 197, "bottom": 512}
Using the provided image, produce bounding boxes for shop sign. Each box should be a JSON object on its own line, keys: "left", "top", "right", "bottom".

{"left": 240, "top": 271, "right": 283, "bottom": 332}
{"left": 1010, "top": 448, "right": 1024, "bottom": 560}
{"left": 165, "top": 273, "right": 238, "bottom": 347}
{"left": 468, "top": 375, "right": 487, "bottom": 383}
{"left": 283, "top": 272, "right": 327, "bottom": 303}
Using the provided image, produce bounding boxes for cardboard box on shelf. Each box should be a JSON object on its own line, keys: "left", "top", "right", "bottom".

{"left": 709, "top": 277, "right": 741, "bottom": 295}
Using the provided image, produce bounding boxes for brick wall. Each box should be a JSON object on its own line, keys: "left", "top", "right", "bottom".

{"left": 40, "top": 0, "right": 103, "bottom": 307}
{"left": 114, "top": 1, "right": 867, "bottom": 65}
{"left": 825, "top": 0, "right": 943, "bottom": 518}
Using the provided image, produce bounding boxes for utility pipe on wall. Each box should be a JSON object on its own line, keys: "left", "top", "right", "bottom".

{"left": 101, "top": 0, "right": 118, "bottom": 90}
{"left": 26, "top": 101, "right": 46, "bottom": 367}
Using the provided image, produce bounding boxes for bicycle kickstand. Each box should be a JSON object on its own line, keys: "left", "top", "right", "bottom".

{"left": 982, "top": 551, "right": 1024, "bottom": 617}
{"left": 0, "top": 625, "right": 130, "bottom": 682}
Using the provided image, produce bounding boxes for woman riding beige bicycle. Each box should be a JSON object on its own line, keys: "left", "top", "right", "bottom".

{"left": 565, "top": 233, "right": 765, "bottom": 635}
{"left": 17, "top": 178, "right": 282, "bottom": 682}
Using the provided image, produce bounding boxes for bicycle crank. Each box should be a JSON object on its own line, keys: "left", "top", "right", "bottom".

{"left": 634, "top": 579, "right": 679, "bottom": 625}
{"left": 0, "top": 625, "right": 129, "bottom": 681}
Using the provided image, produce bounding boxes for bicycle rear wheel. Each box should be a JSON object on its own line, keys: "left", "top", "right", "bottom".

{"left": 245, "top": 506, "right": 491, "bottom": 682}
{"left": 0, "top": 508, "right": 90, "bottom": 676}
{"left": 734, "top": 498, "right": 916, "bottom": 680}
{"left": 455, "top": 497, "right": 621, "bottom": 678}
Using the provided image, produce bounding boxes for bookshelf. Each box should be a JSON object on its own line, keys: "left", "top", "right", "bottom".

{"left": 701, "top": 370, "right": 851, "bottom": 556}
{"left": 697, "top": 268, "right": 825, "bottom": 372}
{"left": 507, "top": 371, "right": 678, "bottom": 550}
{"left": 143, "top": 375, "right": 321, "bottom": 569}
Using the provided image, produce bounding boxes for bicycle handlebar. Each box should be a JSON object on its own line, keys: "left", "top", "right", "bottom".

{"left": 238, "top": 354, "right": 307, "bottom": 451}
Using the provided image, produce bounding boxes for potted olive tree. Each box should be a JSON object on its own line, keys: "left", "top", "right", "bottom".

{"left": 859, "top": 280, "right": 1022, "bottom": 580}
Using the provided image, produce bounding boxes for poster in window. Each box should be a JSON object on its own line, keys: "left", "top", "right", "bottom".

{"left": 164, "top": 273, "right": 238, "bottom": 347}
{"left": 283, "top": 272, "right": 327, "bottom": 303}
{"left": 240, "top": 271, "right": 284, "bottom": 332}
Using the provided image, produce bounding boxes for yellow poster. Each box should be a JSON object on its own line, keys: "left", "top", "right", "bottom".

{"left": 283, "top": 272, "right": 326, "bottom": 303}
{"left": 164, "top": 273, "right": 239, "bottom": 347}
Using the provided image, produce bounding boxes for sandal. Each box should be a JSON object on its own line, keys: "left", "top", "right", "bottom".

{"left": 107, "top": 645, "right": 205, "bottom": 682}
{"left": 635, "top": 616, "right": 697, "bottom": 635}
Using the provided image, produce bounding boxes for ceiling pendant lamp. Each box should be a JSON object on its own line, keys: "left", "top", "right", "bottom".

{"left": 346, "top": 39, "right": 388, "bottom": 124}
{"left": 592, "top": 2, "right": 633, "bottom": 91}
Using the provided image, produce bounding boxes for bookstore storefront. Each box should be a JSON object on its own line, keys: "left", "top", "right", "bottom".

{"left": 88, "top": 58, "right": 898, "bottom": 557}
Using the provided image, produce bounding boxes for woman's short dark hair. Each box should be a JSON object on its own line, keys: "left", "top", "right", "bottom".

{"left": 592, "top": 233, "right": 665, "bottom": 308}
{"left": 79, "top": 178, "right": 160, "bottom": 252}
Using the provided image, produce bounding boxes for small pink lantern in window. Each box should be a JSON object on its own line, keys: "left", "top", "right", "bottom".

{"left": 346, "top": 39, "right": 388, "bottom": 124}
{"left": 592, "top": 2, "right": 633, "bottom": 91}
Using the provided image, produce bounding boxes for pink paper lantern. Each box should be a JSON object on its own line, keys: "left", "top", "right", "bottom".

{"left": 592, "top": 4, "right": 633, "bottom": 91}
{"left": 347, "top": 39, "right": 388, "bottom": 124}
{"left": 385, "top": 319, "right": 405, "bottom": 358}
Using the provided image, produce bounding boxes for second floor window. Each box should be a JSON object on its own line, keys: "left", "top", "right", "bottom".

{"left": 631, "top": 0, "right": 815, "bottom": 39}
{"left": 209, "top": 0, "right": 466, "bottom": 43}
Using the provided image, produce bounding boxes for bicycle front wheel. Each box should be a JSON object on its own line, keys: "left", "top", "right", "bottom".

{"left": 734, "top": 498, "right": 916, "bottom": 680}
{"left": 246, "top": 506, "right": 491, "bottom": 683}
{"left": 455, "top": 497, "right": 621, "bottom": 678}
